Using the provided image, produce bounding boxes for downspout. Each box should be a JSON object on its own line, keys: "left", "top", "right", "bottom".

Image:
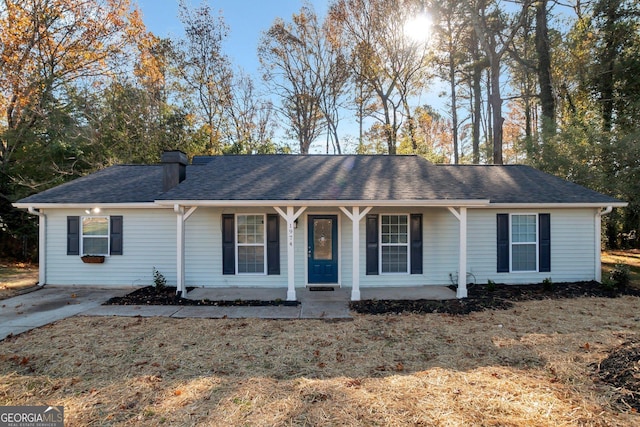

{"left": 28, "top": 207, "right": 46, "bottom": 286}
{"left": 595, "top": 206, "right": 613, "bottom": 282}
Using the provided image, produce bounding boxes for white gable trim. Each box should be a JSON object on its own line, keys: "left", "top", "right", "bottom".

{"left": 13, "top": 202, "right": 163, "bottom": 209}
{"left": 155, "top": 199, "right": 491, "bottom": 208}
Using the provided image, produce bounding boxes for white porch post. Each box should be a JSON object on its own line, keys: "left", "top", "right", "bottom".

{"left": 274, "top": 206, "right": 307, "bottom": 301}
{"left": 175, "top": 205, "right": 185, "bottom": 295}
{"left": 339, "top": 206, "right": 372, "bottom": 301}
{"left": 448, "top": 207, "right": 468, "bottom": 298}
{"left": 175, "top": 205, "right": 197, "bottom": 296}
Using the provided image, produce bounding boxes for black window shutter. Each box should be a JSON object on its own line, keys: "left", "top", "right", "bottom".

{"left": 67, "top": 216, "right": 80, "bottom": 255}
{"left": 266, "top": 214, "right": 280, "bottom": 275}
{"left": 366, "top": 214, "right": 379, "bottom": 275}
{"left": 110, "top": 216, "right": 123, "bottom": 255}
{"left": 222, "top": 214, "right": 235, "bottom": 275}
{"left": 539, "top": 213, "right": 551, "bottom": 272}
{"left": 497, "top": 214, "right": 510, "bottom": 273}
{"left": 410, "top": 214, "right": 423, "bottom": 274}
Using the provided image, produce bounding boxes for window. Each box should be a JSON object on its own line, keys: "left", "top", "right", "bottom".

{"left": 236, "top": 214, "right": 266, "bottom": 274}
{"left": 380, "top": 214, "right": 409, "bottom": 273}
{"left": 82, "top": 216, "right": 109, "bottom": 256}
{"left": 511, "top": 214, "right": 537, "bottom": 271}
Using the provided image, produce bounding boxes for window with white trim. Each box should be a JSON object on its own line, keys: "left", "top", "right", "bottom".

{"left": 236, "top": 214, "right": 266, "bottom": 274}
{"left": 511, "top": 214, "right": 537, "bottom": 271}
{"left": 380, "top": 214, "right": 409, "bottom": 273}
{"left": 81, "top": 216, "right": 109, "bottom": 256}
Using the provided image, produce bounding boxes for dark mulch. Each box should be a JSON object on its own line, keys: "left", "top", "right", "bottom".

{"left": 594, "top": 338, "right": 640, "bottom": 412}
{"left": 104, "top": 286, "right": 300, "bottom": 307}
{"left": 350, "top": 281, "right": 640, "bottom": 315}
{"left": 106, "top": 281, "right": 639, "bottom": 315}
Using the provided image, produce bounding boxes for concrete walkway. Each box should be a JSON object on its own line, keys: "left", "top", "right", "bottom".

{"left": 0, "top": 286, "right": 131, "bottom": 341}
{"left": 1, "top": 285, "right": 456, "bottom": 341}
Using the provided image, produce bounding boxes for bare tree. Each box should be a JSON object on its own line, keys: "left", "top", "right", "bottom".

{"left": 225, "top": 72, "right": 278, "bottom": 154}
{"left": 468, "top": 0, "right": 532, "bottom": 164}
{"left": 176, "top": 0, "right": 233, "bottom": 154}
{"left": 329, "top": 0, "right": 431, "bottom": 154}
{"left": 259, "top": 5, "right": 346, "bottom": 154}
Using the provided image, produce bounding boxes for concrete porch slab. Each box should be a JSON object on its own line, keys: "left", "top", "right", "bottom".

{"left": 185, "top": 287, "right": 288, "bottom": 302}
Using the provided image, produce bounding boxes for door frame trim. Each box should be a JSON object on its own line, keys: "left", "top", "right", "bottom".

{"left": 305, "top": 212, "right": 341, "bottom": 287}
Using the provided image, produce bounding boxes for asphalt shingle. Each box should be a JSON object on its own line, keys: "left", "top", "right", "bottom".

{"left": 16, "top": 155, "right": 622, "bottom": 205}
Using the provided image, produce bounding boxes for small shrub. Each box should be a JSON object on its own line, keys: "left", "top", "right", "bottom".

{"left": 153, "top": 268, "right": 167, "bottom": 291}
{"left": 486, "top": 280, "right": 496, "bottom": 292}
{"left": 600, "top": 277, "right": 616, "bottom": 292}
{"left": 542, "top": 277, "right": 554, "bottom": 292}
{"left": 610, "top": 264, "right": 630, "bottom": 290}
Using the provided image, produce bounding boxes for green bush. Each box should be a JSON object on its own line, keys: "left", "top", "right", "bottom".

{"left": 610, "top": 264, "right": 630, "bottom": 289}
{"left": 542, "top": 277, "right": 554, "bottom": 292}
{"left": 153, "top": 267, "right": 167, "bottom": 291}
{"left": 487, "top": 279, "right": 496, "bottom": 292}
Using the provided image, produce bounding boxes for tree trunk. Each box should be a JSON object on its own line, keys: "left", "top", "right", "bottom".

{"left": 490, "top": 61, "right": 503, "bottom": 165}
{"left": 471, "top": 37, "right": 482, "bottom": 164}
{"left": 449, "top": 50, "right": 459, "bottom": 164}
{"left": 535, "top": 0, "right": 555, "bottom": 137}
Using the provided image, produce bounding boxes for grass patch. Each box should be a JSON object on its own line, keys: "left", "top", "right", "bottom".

{"left": 0, "top": 261, "right": 38, "bottom": 300}
{"left": 1, "top": 296, "right": 639, "bottom": 425}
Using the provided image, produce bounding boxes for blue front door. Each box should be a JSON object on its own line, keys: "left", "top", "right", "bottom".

{"left": 308, "top": 215, "right": 338, "bottom": 283}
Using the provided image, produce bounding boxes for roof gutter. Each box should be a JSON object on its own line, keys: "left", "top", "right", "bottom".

{"left": 12, "top": 202, "right": 167, "bottom": 210}
{"left": 482, "top": 202, "right": 627, "bottom": 209}
{"left": 155, "top": 199, "right": 493, "bottom": 208}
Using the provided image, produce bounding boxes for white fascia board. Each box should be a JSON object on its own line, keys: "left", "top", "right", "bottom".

{"left": 155, "top": 199, "right": 492, "bottom": 208}
{"left": 12, "top": 202, "right": 164, "bottom": 210}
{"left": 483, "top": 202, "right": 628, "bottom": 209}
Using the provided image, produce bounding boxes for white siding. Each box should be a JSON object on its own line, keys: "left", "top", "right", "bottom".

{"left": 358, "top": 207, "right": 459, "bottom": 287}
{"left": 184, "top": 207, "right": 287, "bottom": 288}
{"left": 44, "top": 208, "right": 176, "bottom": 286}
{"left": 467, "top": 208, "right": 598, "bottom": 284}
{"left": 41, "top": 206, "right": 600, "bottom": 290}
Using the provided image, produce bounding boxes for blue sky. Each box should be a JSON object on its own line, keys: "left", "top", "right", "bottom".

{"left": 137, "top": 0, "right": 329, "bottom": 77}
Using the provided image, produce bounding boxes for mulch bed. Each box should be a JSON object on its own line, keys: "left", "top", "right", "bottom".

{"left": 105, "top": 281, "right": 640, "bottom": 315}
{"left": 350, "top": 281, "right": 640, "bottom": 315}
{"left": 595, "top": 338, "right": 640, "bottom": 412}
{"left": 104, "top": 286, "right": 300, "bottom": 307}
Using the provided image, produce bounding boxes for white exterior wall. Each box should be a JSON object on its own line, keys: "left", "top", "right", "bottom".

{"left": 41, "top": 206, "right": 600, "bottom": 289}
{"left": 467, "top": 208, "right": 598, "bottom": 284}
{"left": 43, "top": 208, "right": 177, "bottom": 286}
{"left": 184, "top": 207, "right": 288, "bottom": 287}
{"left": 359, "top": 207, "right": 459, "bottom": 287}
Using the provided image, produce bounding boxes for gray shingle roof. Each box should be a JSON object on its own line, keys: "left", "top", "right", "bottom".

{"left": 16, "top": 165, "right": 165, "bottom": 204}
{"left": 16, "top": 155, "right": 623, "bottom": 205}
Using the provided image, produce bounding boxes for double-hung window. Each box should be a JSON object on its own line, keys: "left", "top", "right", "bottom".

{"left": 81, "top": 216, "right": 109, "bottom": 256}
{"left": 380, "top": 214, "right": 409, "bottom": 273}
{"left": 236, "top": 214, "right": 266, "bottom": 274}
{"left": 511, "top": 214, "right": 537, "bottom": 271}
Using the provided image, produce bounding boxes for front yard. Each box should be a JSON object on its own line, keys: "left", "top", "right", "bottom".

{"left": 0, "top": 296, "right": 638, "bottom": 425}
{"left": 0, "top": 251, "right": 639, "bottom": 425}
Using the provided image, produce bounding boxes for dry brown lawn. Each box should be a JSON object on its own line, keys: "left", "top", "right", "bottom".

{"left": 0, "top": 261, "right": 38, "bottom": 300}
{"left": 1, "top": 295, "right": 639, "bottom": 426}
